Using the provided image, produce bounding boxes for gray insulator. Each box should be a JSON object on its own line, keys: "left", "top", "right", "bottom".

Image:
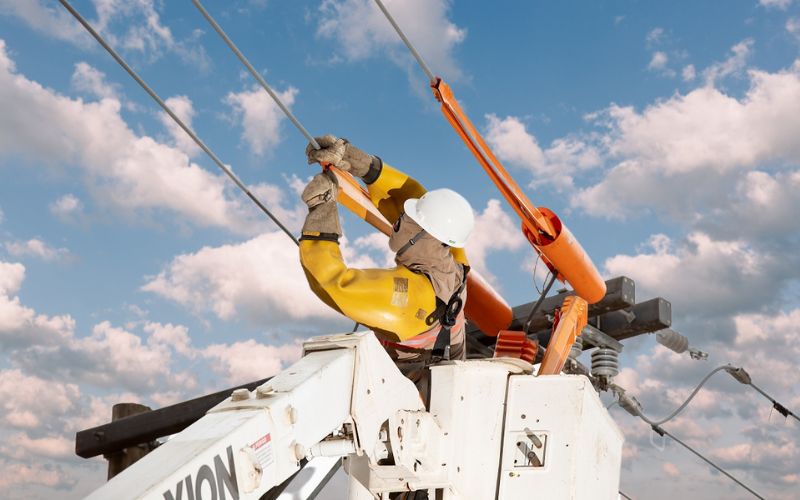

{"left": 569, "top": 337, "right": 583, "bottom": 360}
{"left": 591, "top": 348, "right": 619, "bottom": 378}
{"left": 656, "top": 329, "right": 689, "bottom": 353}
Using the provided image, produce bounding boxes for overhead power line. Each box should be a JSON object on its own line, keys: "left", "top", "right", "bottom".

{"left": 649, "top": 423, "right": 764, "bottom": 500}
{"left": 372, "top": 0, "right": 436, "bottom": 83}
{"left": 57, "top": 0, "right": 299, "bottom": 246}
{"left": 190, "top": 0, "right": 321, "bottom": 151}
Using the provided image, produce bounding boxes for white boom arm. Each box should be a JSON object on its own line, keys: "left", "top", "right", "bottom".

{"left": 86, "top": 331, "right": 623, "bottom": 499}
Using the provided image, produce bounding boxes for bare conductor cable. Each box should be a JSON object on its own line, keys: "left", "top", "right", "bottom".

{"left": 57, "top": 0, "right": 299, "bottom": 246}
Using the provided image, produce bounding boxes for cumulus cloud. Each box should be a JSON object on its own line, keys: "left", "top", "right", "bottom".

{"left": 0, "top": 42, "right": 290, "bottom": 235}
{"left": 0, "top": 459, "right": 76, "bottom": 490}
{"left": 225, "top": 85, "right": 299, "bottom": 156}
{"left": 4, "top": 239, "right": 69, "bottom": 262}
{"left": 702, "top": 39, "right": 754, "bottom": 85}
{"left": 49, "top": 194, "right": 84, "bottom": 222}
{"left": 0, "top": 369, "right": 80, "bottom": 430}
{"left": 71, "top": 62, "right": 117, "bottom": 100}
{"left": 160, "top": 95, "right": 202, "bottom": 157}
{"left": 1, "top": 0, "right": 208, "bottom": 67}
{"left": 0, "top": 261, "right": 75, "bottom": 348}
{"left": 202, "top": 339, "right": 302, "bottom": 385}
{"left": 0, "top": 0, "right": 87, "bottom": 45}
{"left": 142, "top": 231, "right": 341, "bottom": 327}
{"left": 648, "top": 51, "right": 669, "bottom": 71}
{"left": 466, "top": 199, "right": 525, "bottom": 284}
{"left": 573, "top": 58, "right": 800, "bottom": 219}
{"left": 682, "top": 64, "right": 696, "bottom": 82}
{"left": 788, "top": 17, "right": 800, "bottom": 42}
{"left": 316, "top": 0, "right": 466, "bottom": 80}
{"left": 484, "top": 114, "right": 602, "bottom": 189}
{"left": 759, "top": 0, "right": 793, "bottom": 9}
{"left": 646, "top": 28, "right": 665, "bottom": 46}
{"left": 604, "top": 232, "right": 784, "bottom": 319}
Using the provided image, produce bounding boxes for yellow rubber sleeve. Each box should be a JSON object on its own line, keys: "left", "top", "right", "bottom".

{"left": 299, "top": 239, "right": 439, "bottom": 341}
{"left": 367, "top": 162, "right": 427, "bottom": 224}
{"left": 368, "top": 163, "right": 469, "bottom": 267}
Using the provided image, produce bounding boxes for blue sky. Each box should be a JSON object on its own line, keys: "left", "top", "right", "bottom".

{"left": 0, "top": 0, "right": 798, "bottom": 498}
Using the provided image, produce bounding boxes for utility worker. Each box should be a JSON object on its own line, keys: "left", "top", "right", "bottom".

{"left": 299, "top": 135, "right": 474, "bottom": 384}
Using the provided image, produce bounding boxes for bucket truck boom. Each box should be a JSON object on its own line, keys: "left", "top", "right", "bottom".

{"left": 86, "top": 331, "right": 623, "bottom": 499}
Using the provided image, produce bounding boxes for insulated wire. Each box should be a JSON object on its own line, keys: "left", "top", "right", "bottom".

{"left": 372, "top": 0, "right": 436, "bottom": 83}
{"left": 749, "top": 382, "right": 800, "bottom": 423}
{"left": 57, "top": 0, "right": 299, "bottom": 246}
{"left": 190, "top": 0, "right": 320, "bottom": 151}
{"left": 638, "top": 365, "right": 732, "bottom": 427}
{"left": 190, "top": 1, "right": 365, "bottom": 333}
{"left": 649, "top": 423, "right": 764, "bottom": 499}
{"left": 524, "top": 272, "right": 558, "bottom": 335}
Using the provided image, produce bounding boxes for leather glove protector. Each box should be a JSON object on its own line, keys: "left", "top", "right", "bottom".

{"left": 301, "top": 172, "right": 342, "bottom": 238}
{"left": 306, "top": 135, "right": 377, "bottom": 179}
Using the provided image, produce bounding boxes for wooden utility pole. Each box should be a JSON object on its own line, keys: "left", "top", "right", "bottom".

{"left": 105, "top": 403, "right": 155, "bottom": 479}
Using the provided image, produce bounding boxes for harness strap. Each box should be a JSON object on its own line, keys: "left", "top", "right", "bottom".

{"left": 395, "top": 229, "right": 427, "bottom": 257}
{"left": 429, "top": 268, "right": 468, "bottom": 362}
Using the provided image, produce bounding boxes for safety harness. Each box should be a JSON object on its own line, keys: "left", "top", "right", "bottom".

{"left": 392, "top": 222, "right": 468, "bottom": 362}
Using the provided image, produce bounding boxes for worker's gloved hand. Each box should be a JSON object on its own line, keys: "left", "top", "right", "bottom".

{"left": 301, "top": 172, "right": 342, "bottom": 238}
{"left": 306, "top": 134, "right": 346, "bottom": 168}
{"left": 306, "top": 135, "right": 377, "bottom": 179}
{"left": 302, "top": 171, "right": 338, "bottom": 208}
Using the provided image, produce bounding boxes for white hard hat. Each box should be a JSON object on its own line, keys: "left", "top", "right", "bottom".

{"left": 403, "top": 188, "right": 475, "bottom": 248}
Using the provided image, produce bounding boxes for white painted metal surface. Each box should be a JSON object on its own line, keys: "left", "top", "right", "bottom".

{"left": 84, "top": 332, "right": 624, "bottom": 500}
{"left": 497, "top": 375, "right": 623, "bottom": 499}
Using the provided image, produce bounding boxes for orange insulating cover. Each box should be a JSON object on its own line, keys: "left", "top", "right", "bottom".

{"left": 525, "top": 207, "right": 607, "bottom": 305}
{"left": 432, "top": 79, "right": 606, "bottom": 305}
{"left": 538, "top": 296, "right": 588, "bottom": 375}
{"left": 330, "top": 168, "right": 513, "bottom": 337}
{"left": 494, "top": 330, "right": 538, "bottom": 363}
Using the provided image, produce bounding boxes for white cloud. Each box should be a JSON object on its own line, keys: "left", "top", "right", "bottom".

{"left": 0, "top": 206, "right": 4, "bottom": 224}
{"left": 0, "top": 261, "right": 74, "bottom": 348}
{"left": 702, "top": 39, "right": 753, "bottom": 85}
{"left": 646, "top": 28, "right": 665, "bottom": 46}
{"left": 0, "top": 369, "right": 79, "bottom": 429}
{"left": 788, "top": 17, "right": 800, "bottom": 41}
{"left": 3, "top": 433, "right": 73, "bottom": 460}
{"left": 682, "top": 64, "right": 696, "bottom": 82}
{"left": 0, "top": 42, "right": 284, "bottom": 235}
{"left": 316, "top": 0, "right": 466, "bottom": 80}
{"left": 1, "top": 0, "right": 208, "bottom": 67}
{"left": 144, "top": 321, "right": 194, "bottom": 359}
{"left": 0, "top": 458, "right": 76, "bottom": 490}
{"left": 648, "top": 51, "right": 668, "bottom": 71}
{"left": 225, "top": 85, "right": 298, "bottom": 156}
{"left": 160, "top": 95, "right": 202, "bottom": 157}
{"left": 466, "top": 199, "right": 525, "bottom": 284}
{"left": 759, "top": 0, "right": 793, "bottom": 9}
{"left": 0, "top": 0, "right": 87, "bottom": 44}
{"left": 49, "top": 194, "right": 84, "bottom": 222}
{"left": 202, "top": 339, "right": 302, "bottom": 385}
{"left": 142, "top": 232, "right": 341, "bottom": 326}
{"left": 604, "top": 232, "right": 781, "bottom": 317}
{"left": 484, "top": 114, "right": 601, "bottom": 189}
{"left": 16, "top": 320, "right": 184, "bottom": 393}
{"left": 5, "top": 239, "right": 69, "bottom": 262}
{"left": 71, "top": 62, "right": 117, "bottom": 100}
{"left": 573, "top": 58, "right": 800, "bottom": 218}
{"left": 662, "top": 462, "right": 680, "bottom": 478}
